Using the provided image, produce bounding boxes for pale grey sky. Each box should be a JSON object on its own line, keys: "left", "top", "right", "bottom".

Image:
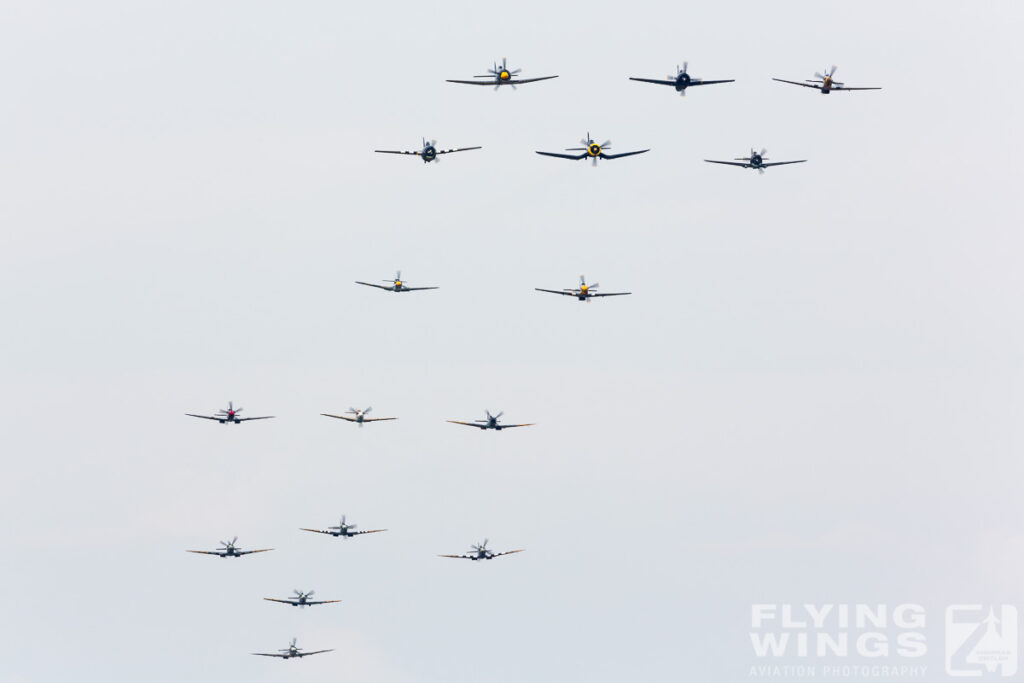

{"left": 1, "top": 1, "right": 1023, "bottom": 681}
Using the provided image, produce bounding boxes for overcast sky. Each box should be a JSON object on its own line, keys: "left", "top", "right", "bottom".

{"left": 1, "top": 1, "right": 1023, "bottom": 681}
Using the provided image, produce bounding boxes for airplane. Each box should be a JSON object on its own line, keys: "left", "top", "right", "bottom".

{"left": 252, "top": 638, "right": 333, "bottom": 660}
{"left": 704, "top": 148, "right": 806, "bottom": 174}
{"left": 355, "top": 271, "right": 438, "bottom": 293}
{"left": 446, "top": 57, "right": 558, "bottom": 90}
{"left": 264, "top": 590, "right": 340, "bottom": 608}
{"left": 536, "top": 133, "right": 649, "bottom": 167}
{"left": 374, "top": 138, "right": 481, "bottom": 163}
{"left": 629, "top": 61, "right": 734, "bottom": 95}
{"left": 535, "top": 274, "right": 631, "bottom": 302}
{"left": 186, "top": 537, "right": 273, "bottom": 558}
{"left": 439, "top": 539, "right": 525, "bottom": 561}
{"left": 772, "top": 65, "right": 881, "bottom": 94}
{"left": 447, "top": 410, "right": 534, "bottom": 431}
{"left": 300, "top": 515, "right": 387, "bottom": 538}
{"left": 185, "top": 401, "right": 274, "bottom": 424}
{"left": 321, "top": 407, "right": 397, "bottom": 426}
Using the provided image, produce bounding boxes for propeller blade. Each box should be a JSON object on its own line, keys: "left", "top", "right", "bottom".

{"left": 757, "top": 168, "right": 765, "bottom": 175}
{"left": 590, "top": 282, "right": 600, "bottom": 289}
{"left": 682, "top": 60, "right": 688, "bottom": 75}
{"left": 814, "top": 72, "right": 826, "bottom": 80}
{"left": 830, "top": 65, "right": 837, "bottom": 76}
{"left": 510, "top": 68, "right": 521, "bottom": 75}
{"left": 760, "top": 148, "right": 767, "bottom": 157}
{"left": 307, "top": 590, "right": 315, "bottom": 597}
{"left": 495, "top": 411, "right": 504, "bottom": 419}
{"left": 365, "top": 406, "right": 372, "bottom": 414}
{"left": 591, "top": 156, "right": 598, "bottom": 167}
{"left": 232, "top": 536, "right": 238, "bottom": 545}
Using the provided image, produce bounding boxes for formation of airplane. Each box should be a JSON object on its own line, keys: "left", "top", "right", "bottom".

{"left": 629, "top": 61, "right": 735, "bottom": 95}
{"left": 704, "top": 148, "right": 806, "bottom": 174}
{"left": 447, "top": 410, "right": 534, "bottom": 431}
{"left": 264, "top": 590, "right": 340, "bottom": 608}
{"left": 374, "top": 138, "right": 481, "bottom": 163}
{"left": 252, "top": 638, "right": 332, "bottom": 659}
{"left": 300, "top": 515, "right": 387, "bottom": 538}
{"left": 536, "top": 133, "right": 649, "bottom": 166}
{"left": 535, "top": 275, "right": 631, "bottom": 301}
{"left": 446, "top": 57, "right": 558, "bottom": 90}
{"left": 322, "top": 407, "right": 397, "bottom": 426}
{"left": 772, "top": 65, "right": 881, "bottom": 94}
{"left": 355, "top": 271, "right": 438, "bottom": 293}
{"left": 439, "top": 539, "right": 525, "bottom": 561}
{"left": 186, "top": 537, "right": 273, "bottom": 558}
{"left": 185, "top": 401, "right": 274, "bottom": 424}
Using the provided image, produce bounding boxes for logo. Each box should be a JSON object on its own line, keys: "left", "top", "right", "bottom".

{"left": 945, "top": 605, "right": 1018, "bottom": 677}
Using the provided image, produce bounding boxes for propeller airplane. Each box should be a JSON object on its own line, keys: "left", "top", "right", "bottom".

{"left": 447, "top": 410, "right": 534, "bottom": 431}
{"left": 264, "top": 590, "right": 340, "bottom": 608}
{"left": 185, "top": 401, "right": 274, "bottom": 424}
{"left": 535, "top": 274, "right": 631, "bottom": 301}
{"left": 446, "top": 57, "right": 558, "bottom": 90}
{"left": 355, "top": 271, "right": 438, "bottom": 293}
{"left": 300, "top": 515, "right": 387, "bottom": 538}
{"left": 375, "top": 138, "right": 481, "bottom": 163}
{"left": 536, "top": 133, "right": 649, "bottom": 166}
{"left": 629, "top": 61, "right": 734, "bottom": 95}
{"left": 186, "top": 537, "right": 273, "bottom": 558}
{"left": 321, "top": 406, "right": 397, "bottom": 426}
{"left": 705, "top": 148, "right": 806, "bottom": 174}
{"left": 773, "top": 65, "right": 881, "bottom": 93}
{"left": 252, "top": 638, "right": 333, "bottom": 659}
{"left": 439, "top": 539, "right": 525, "bottom": 561}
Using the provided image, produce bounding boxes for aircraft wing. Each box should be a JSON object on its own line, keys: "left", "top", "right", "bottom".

{"left": 263, "top": 598, "right": 297, "bottom": 605}
{"left": 185, "top": 413, "right": 220, "bottom": 421}
{"left": 296, "top": 649, "right": 334, "bottom": 657}
{"left": 185, "top": 550, "right": 224, "bottom": 556}
{"left": 535, "top": 288, "right": 576, "bottom": 296}
{"left": 374, "top": 149, "right": 421, "bottom": 155}
{"left": 236, "top": 548, "right": 274, "bottom": 555}
{"left": 771, "top": 78, "right": 820, "bottom": 89}
{"left": 590, "top": 292, "right": 631, "bottom": 297}
{"left": 509, "top": 75, "right": 559, "bottom": 84}
{"left": 499, "top": 423, "right": 535, "bottom": 429}
{"left": 355, "top": 281, "right": 395, "bottom": 290}
{"left": 252, "top": 652, "right": 287, "bottom": 658}
{"left": 299, "top": 528, "right": 333, "bottom": 535}
{"left": 438, "top": 554, "right": 474, "bottom": 559}
{"left": 447, "top": 420, "right": 488, "bottom": 429}
{"left": 833, "top": 86, "right": 882, "bottom": 91}
{"left": 436, "top": 146, "right": 482, "bottom": 155}
{"left": 599, "top": 149, "right": 650, "bottom": 160}
{"left": 535, "top": 151, "right": 588, "bottom": 160}
{"left": 306, "top": 600, "right": 342, "bottom": 605}
{"left": 628, "top": 77, "right": 677, "bottom": 86}
{"left": 403, "top": 286, "right": 439, "bottom": 291}
{"left": 690, "top": 78, "right": 735, "bottom": 86}
{"left": 361, "top": 417, "right": 397, "bottom": 422}
{"left": 321, "top": 413, "right": 358, "bottom": 421}
{"left": 446, "top": 79, "right": 495, "bottom": 85}
{"left": 704, "top": 159, "right": 750, "bottom": 168}
{"left": 494, "top": 549, "right": 526, "bottom": 558}
{"left": 761, "top": 160, "right": 807, "bottom": 168}
{"left": 352, "top": 528, "right": 388, "bottom": 535}
{"left": 238, "top": 416, "right": 274, "bottom": 421}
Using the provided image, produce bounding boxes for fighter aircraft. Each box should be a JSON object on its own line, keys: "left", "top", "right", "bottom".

{"left": 300, "top": 515, "right": 387, "bottom": 538}
{"left": 535, "top": 274, "right": 631, "bottom": 301}
{"left": 356, "top": 270, "right": 436, "bottom": 292}
{"left": 374, "top": 138, "right": 481, "bottom": 163}
{"left": 446, "top": 57, "right": 558, "bottom": 90}
{"left": 252, "top": 638, "right": 333, "bottom": 659}
{"left": 536, "top": 133, "right": 649, "bottom": 166}
{"left": 321, "top": 407, "right": 397, "bottom": 426}
{"left": 447, "top": 410, "right": 534, "bottom": 431}
{"left": 772, "top": 66, "right": 881, "bottom": 94}
{"left": 629, "top": 61, "right": 734, "bottom": 95}
{"left": 186, "top": 537, "right": 273, "bottom": 558}
{"left": 185, "top": 401, "right": 274, "bottom": 424}
{"left": 704, "top": 148, "right": 806, "bottom": 174}
{"left": 264, "top": 590, "right": 340, "bottom": 608}
{"left": 439, "top": 539, "right": 525, "bottom": 561}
